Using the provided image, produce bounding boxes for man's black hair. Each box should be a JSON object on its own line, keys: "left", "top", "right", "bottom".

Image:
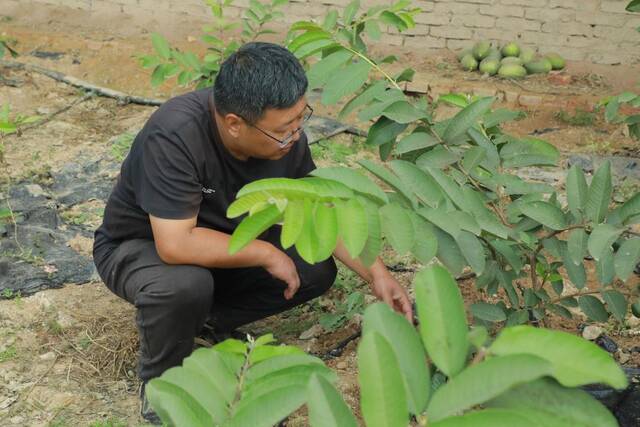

{"left": 213, "top": 42, "right": 308, "bottom": 124}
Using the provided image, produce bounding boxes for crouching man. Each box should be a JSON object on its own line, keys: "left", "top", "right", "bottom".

{"left": 92, "top": 42, "right": 412, "bottom": 424}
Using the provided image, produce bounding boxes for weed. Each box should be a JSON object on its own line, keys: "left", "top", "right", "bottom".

{"left": 555, "top": 108, "right": 596, "bottom": 126}
{"left": 47, "top": 318, "right": 64, "bottom": 335}
{"left": 88, "top": 418, "right": 128, "bottom": 427}
{"left": 0, "top": 344, "right": 17, "bottom": 362}
{"left": 110, "top": 132, "right": 136, "bottom": 161}
{"left": 2, "top": 248, "right": 45, "bottom": 266}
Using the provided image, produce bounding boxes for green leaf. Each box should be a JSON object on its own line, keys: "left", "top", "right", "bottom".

{"left": 430, "top": 409, "right": 538, "bottom": 427}
{"left": 379, "top": 10, "right": 407, "bottom": 31}
{"left": 322, "top": 60, "right": 371, "bottom": 105}
{"left": 394, "top": 67, "right": 415, "bottom": 83}
{"left": 462, "top": 146, "right": 486, "bottom": 171}
{"left": 519, "top": 201, "right": 567, "bottom": 230}
{"left": 487, "top": 378, "right": 618, "bottom": 427}
{"left": 314, "top": 203, "right": 338, "bottom": 261}
{"left": 322, "top": 10, "right": 339, "bottom": 31}
{"left": 146, "top": 378, "right": 212, "bottom": 427}
{"left": 414, "top": 266, "right": 469, "bottom": 377}
{"left": 358, "top": 332, "right": 409, "bottom": 427}
{"left": 548, "top": 304, "right": 573, "bottom": 319}
{"left": 307, "top": 374, "right": 358, "bottom": 427}
{"left": 379, "top": 203, "right": 414, "bottom": 255}
{"left": 307, "top": 49, "right": 353, "bottom": 90}
{"left": 358, "top": 196, "right": 382, "bottom": 266}
{"left": 150, "top": 64, "right": 167, "bottom": 87}
{"left": 245, "top": 354, "right": 324, "bottom": 385}
{"left": 490, "top": 240, "right": 523, "bottom": 273}
{"left": 587, "top": 224, "right": 623, "bottom": 261}
{"left": 365, "top": 116, "right": 408, "bottom": 146}
{"left": 338, "top": 80, "right": 387, "bottom": 120}
{"left": 433, "top": 226, "right": 466, "bottom": 275}
{"left": 281, "top": 199, "right": 304, "bottom": 249}
{"left": 363, "top": 303, "right": 430, "bottom": 415}
{"left": 364, "top": 19, "right": 382, "bottom": 40}
{"left": 500, "top": 138, "right": 559, "bottom": 168}
{"left": 416, "top": 146, "right": 460, "bottom": 169}
{"left": 229, "top": 205, "right": 282, "bottom": 254}
{"left": 409, "top": 214, "right": 438, "bottom": 264}
{"left": 389, "top": 160, "right": 444, "bottom": 208}
{"left": 443, "top": 97, "right": 494, "bottom": 143}
{"left": 567, "top": 229, "right": 588, "bottom": 265}
{"left": 358, "top": 89, "right": 405, "bottom": 121}
{"left": 602, "top": 290, "right": 627, "bottom": 322}
{"left": 427, "top": 354, "right": 552, "bottom": 422}
{"left": 227, "top": 385, "right": 306, "bottom": 427}
{"left": 342, "top": 0, "right": 360, "bottom": 24}
{"left": 579, "top": 295, "right": 609, "bottom": 322}
{"left": 490, "top": 325, "right": 627, "bottom": 389}
{"left": 614, "top": 237, "right": 640, "bottom": 280}
{"left": 470, "top": 302, "right": 506, "bottom": 322}
{"left": 295, "top": 39, "right": 338, "bottom": 59}
{"left": 438, "top": 93, "right": 469, "bottom": 108}
{"left": 334, "top": 198, "right": 369, "bottom": 259}
{"left": 567, "top": 165, "right": 588, "bottom": 220}
{"left": 561, "top": 244, "right": 587, "bottom": 289}
{"left": 289, "top": 30, "right": 332, "bottom": 53}
{"left": 596, "top": 246, "right": 615, "bottom": 285}
{"left": 585, "top": 161, "right": 612, "bottom": 224}
{"left": 394, "top": 131, "right": 439, "bottom": 154}
{"left": 359, "top": 159, "right": 416, "bottom": 207}
{"left": 295, "top": 199, "right": 320, "bottom": 264}
{"left": 151, "top": 33, "right": 172, "bottom": 59}
{"left": 311, "top": 167, "right": 387, "bottom": 204}
{"left": 456, "top": 231, "right": 486, "bottom": 275}
{"left": 467, "top": 127, "right": 500, "bottom": 169}
{"left": 628, "top": 0, "right": 640, "bottom": 12}
{"left": 483, "top": 108, "right": 525, "bottom": 128}
{"left": 382, "top": 100, "right": 427, "bottom": 123}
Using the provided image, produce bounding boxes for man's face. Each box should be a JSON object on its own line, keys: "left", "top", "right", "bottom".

{"left": 240, "top": 97, "right": 310, "bottom": 160}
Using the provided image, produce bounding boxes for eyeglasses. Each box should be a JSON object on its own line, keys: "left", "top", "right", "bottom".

{"left": 248, "top": 104, "right": 313, "bottom": 148}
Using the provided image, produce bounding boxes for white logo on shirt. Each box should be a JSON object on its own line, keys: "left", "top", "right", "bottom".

{"left": 202, "top": 187, "right": 216, "bottom": 194}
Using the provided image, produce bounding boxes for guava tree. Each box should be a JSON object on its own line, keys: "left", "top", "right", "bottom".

{"left": 227, "top": 0, "right": 640, "bottom": 326}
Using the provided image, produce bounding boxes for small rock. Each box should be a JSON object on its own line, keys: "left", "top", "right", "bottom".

{"left": 25, "top": 184, "right": 47, "bottom": 198}
{"left": 36, "top": 107, "right": 52, "bottom": 115}
{"left": 39, "top": 351, "right": 56, "bottom": 361}
{"left": 618, "top": 350, "right": 631, "bottom": 365}
{"left": 582, "top": 325, "right": 603, "bottom": 341}
{"left": 10, "top": 416, "right": 23, "bottom": 425}
{"left": 303, "top": 338, "right": 317, "bottom": 353}
{"left": 299, "top": 324, "right": 323, "bottom": 340}
{"left": 627, "top": 316, "right": 640, "bottom": 328}
{"left": 336, "top": 361, "right": 347, "bottom": 370}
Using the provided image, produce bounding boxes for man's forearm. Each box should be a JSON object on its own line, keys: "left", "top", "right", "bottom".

{"left": 332, "top": 240, "right": 390, "bottom": 283}
{"left": 158, "top": 226, "right": 274, "bottom": 269}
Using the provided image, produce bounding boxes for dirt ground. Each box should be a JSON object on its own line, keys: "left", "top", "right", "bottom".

{"left": 1, "top": 4, "right": 640, "bottom": 427}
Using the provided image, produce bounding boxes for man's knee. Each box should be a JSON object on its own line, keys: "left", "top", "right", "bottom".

{"left": 304, "top": 257, "right": 337, "bottom": 298}
{"left": 140, "top": 265, "right": 214, "bottom": 313}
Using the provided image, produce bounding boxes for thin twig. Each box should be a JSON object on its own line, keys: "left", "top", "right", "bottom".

{"left": 0, "top": 59, "right": 165, "bottom": 106}
{"left": 13, "top": 92, "right": 95, "bottom": 135}
{"left": 547, "top": 288, "right": 634, "bottom": 305}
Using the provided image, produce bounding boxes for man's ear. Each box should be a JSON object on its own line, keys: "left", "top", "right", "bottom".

{"left": 224, "top": 113, "right": 245, "bottom": 138}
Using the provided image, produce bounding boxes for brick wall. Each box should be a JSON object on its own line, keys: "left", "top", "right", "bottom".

{"left": 14, "top": 0, "right": 640, "bottom": 64}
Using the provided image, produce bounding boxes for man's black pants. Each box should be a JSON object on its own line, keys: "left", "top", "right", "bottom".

{"left": 93, "top": 227, "right": 337, "bottom": 381}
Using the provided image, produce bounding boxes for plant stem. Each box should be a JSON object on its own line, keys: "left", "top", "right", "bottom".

{"left": 342, "top": 45, "right": 402, "bottom": 91}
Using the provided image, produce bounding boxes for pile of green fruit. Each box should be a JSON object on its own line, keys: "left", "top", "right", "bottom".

{"left": 457, "top": 41, "right": 565, "bottom": 78}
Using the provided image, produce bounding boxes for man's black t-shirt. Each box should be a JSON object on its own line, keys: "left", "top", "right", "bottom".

{"left": 94, "top": 88, "right": 315, "bottom": 252}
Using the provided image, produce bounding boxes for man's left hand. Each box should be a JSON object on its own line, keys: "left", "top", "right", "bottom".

{"left": 369, "top": 272, "right": 413, "bottom": 323}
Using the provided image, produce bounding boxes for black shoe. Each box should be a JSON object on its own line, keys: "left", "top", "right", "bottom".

{"left": 198, "top": 320, "right": 247, "bottom": 346}
{"left": 140, "top": 381, "right": 162, "bottom": 425}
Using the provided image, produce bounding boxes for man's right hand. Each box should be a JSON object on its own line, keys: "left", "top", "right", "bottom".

{"left": 262, "top": 245, "right": 300, "bottom": 300}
